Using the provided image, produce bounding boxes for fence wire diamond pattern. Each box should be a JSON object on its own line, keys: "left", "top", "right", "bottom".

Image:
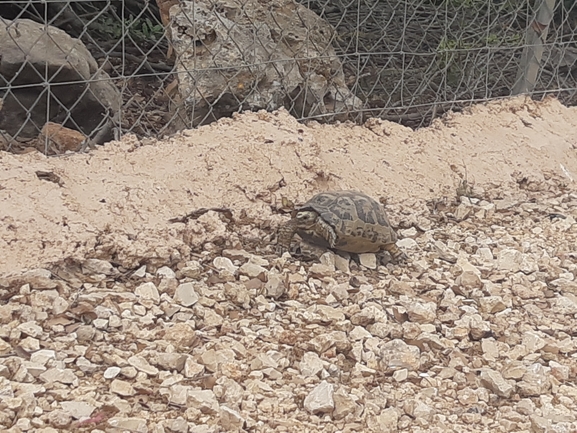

{"left": 0, "top": 0, "right": 576, "bottom": 154}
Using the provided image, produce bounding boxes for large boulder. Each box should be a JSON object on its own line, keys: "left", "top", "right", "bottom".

{"left": 0, "top": 18, "right": 120, "bottom": 142}
{"left": 168, "top": 0, "right": 363, "bottom": 127}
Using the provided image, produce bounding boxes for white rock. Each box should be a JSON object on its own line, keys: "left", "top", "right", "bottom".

{"left": 264, "top": 273, "right": 286, "bottom": 299}
{"left": 303, "top": 380, "right": 334, "bottom": 414}
{"left": 169, "top": 384, "right": 190, "bottom": 406}
{"left": 104, "top": 366, "right": 121, "bottom": 379}
{"left": 406, "top": 301, "right": 437, "bottom": 324}
{"left": 239, "top": 262, "right": 267, "bottom": 280}
{"left": 552, "top": 296, "right": 577, "bottom": 315}
{"left": 358, "top": 253, "right": 377, "bottom": 269}
{"left": 334, "top": 254, "right": 350, "bottom": 273}
{"left": 219, "top": 405, "right": 245, "bottom": 430}
{"left": 16, "top": 321, "right": 43, "bottom": 338}
{"left": 164, "top": 417, "right": 189, "bottom": 433}
{"left": 299, "top": 352, "right": 324, "bottom": 377}
{"left": 135, "top": 282, "right": 160, "bottom": 304}
{"left": 110, "top": 379, "right": 136, "bottom": 396}
{"left": 379, "top": 339, "right": 421, "bottom": 372}
{"left": 174, "top": 282, "right": 200, "bottom": 307}
{"left": 60, "top": 401, "right": 95, "bottom": 419}
{"left": 108, "top": 417, "right": 148, "bottom": 433}
{"left": 368, "top": 407, "right": 399, "bottom": 432}
{"left": 75, "top": 357, "right": 97, "bottom": 373}
{"left": 133, "top": 265, "right": 147, "bottom": 278}
{"left": 213, "top": 257, "right": 238, "bottom": 274}
{"left": 480, "top": 368, "right": 514, "bottom": 398}
{"left": 397, "top": 238, "right": 418, "bottom": 249}
{"left": 157, "top": 266, "right": 176, "bottom": 279}
{"left": 128, "top": 355, "right": 159, "bottom": 376}
{"left": 39, "top": 368, "right": 77, "bottom": 385}
{"left": 188, "top": 389, "right": 219, "bottom": 414}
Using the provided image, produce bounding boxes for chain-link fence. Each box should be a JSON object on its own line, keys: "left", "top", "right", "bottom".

{"left": 0, "top": 0, "right": 576, "bottom": 154}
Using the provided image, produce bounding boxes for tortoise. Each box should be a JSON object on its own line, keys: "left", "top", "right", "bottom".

{"left": 276, "top": 190, "right": 407, "bottom": 262}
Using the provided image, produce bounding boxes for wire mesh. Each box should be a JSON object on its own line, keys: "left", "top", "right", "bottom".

{"left": 0, "top": 0, "right": 576, "bottom": 154}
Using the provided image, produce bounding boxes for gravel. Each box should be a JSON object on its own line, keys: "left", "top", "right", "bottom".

{"left": 1, "top": 186, "right": 577, "bottom": 432}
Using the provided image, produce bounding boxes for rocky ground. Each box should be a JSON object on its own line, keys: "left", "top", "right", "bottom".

{"left": 2, "top": 181, "right": 577, "bottom": 432}
{"left": 1, "top": 97, "right": 577, "bottom": 432}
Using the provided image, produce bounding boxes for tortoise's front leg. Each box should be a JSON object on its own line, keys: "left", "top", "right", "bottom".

{"left": 276, "top": 218, "right": 299, "bottom": 255}
{"left": 316, "top": 218, "right": 337, "bottom": 248}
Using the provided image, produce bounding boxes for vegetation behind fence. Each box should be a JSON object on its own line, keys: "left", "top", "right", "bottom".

{"left": 0, "top": 0, "right": 576, "bottom": 154}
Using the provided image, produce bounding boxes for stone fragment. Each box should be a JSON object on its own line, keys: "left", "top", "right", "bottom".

{"left": 108, "top": 417, "right": 148, "bottom": 433}
{"left": 358, "top": 253, "right": 377, "bottom": 269}
{"left": 128, "top": 355, "right": 159, "bottom": 376}
{"left": 379, "top": 339, "right": 421, "bottom": 372}
{"left": 350, "top": 305, "right": 386, "bottom": 326}
{"left": 164, "top": 323, "right": 197, "bottom": 348}
{"left": 393, "top": 369, "right": 408, "bottom": 382}
{"left": 199, "top": 349, "right": 236, "bottom": 373}
{"left": 135, "top": 282, "right": 160, "bottom": 304}
{"left": 16, "top": 321, "right": 43, "bottom": 338}
{"left": 213, "top": 257, "right": 238, "bottom": 274}
{"left": 224, "top": 283, "right": 252, "bottom": 308}
{"left": 164, "top": 417, "right": 188, "bottom": 433}
{"left": 264, "top": 273, "right": 286, "bottom": 299}
{"left": 174, "top": 282, "right": 199, "bottom": 307}
{"left": 303, "top": 380, "right": 334, "bottom": 414}
{"left": 299, "top": 352, "right": 324, "bottom": 377}
{"left": 314, "top": 305, "right": 345, "bottom": 322}
{"left": 156, "top": 266, "right": 176, "bottom": 279}
{"left": 456, "top": 271, "right": 482, "bottom": 289}
{"left": 60, "top": 401, "right": 95, "bottom": 419}
{"left": 47, "top": 410, "right": 71, "bottom": 428}
{"left": 104, "top": 367, "right": 121, "bottom": 379}
{"left": 219, "top": 406, "right": 245, "bottom": 430}
{"left": 349, "top": 326, "right": 372, "bottom": 341}
{"left": 479, "top": 296, "right": 508, "bottom": 314}
{"left": 188, "top": 389, "right": 220, "bottom": 414}
{"left": 406, "top": 301, "right": 436, "bottom": 324}
{"left": 180, "top": 261, "right": 203, "bottom": 279}
{"left": 110, "top": 379, "right": 135, "bottom": 396}
{"left": 156, "top": 353, "right": 187, "bottom": 372}
{"left": 334, "top": 254, "right": 351, "bottom": 273}
{"left": 552, "top": 296, "right": 577, "bottom": 315}
{"left": 333, "top": 388, "right": 359, "bottom": 420}
{"left": 480, "top": 368, "right": 514, "bottom": 398}
{"left": 239, "top": 262, "right": 267, "bottom": 280}
{"left": 549, "top": 360, "right": 570, "bottom": 382}
{"left": 368, "top": 407, "right": 399, "bottom": 432}
{"left": 517, "top": 363, "right": 551, "bottom": 397}
{"left": 397, "top": 238, "right": 418, "bottom": 249}
{"left": 39, "top": 368, "right": 77, "bottom": 385}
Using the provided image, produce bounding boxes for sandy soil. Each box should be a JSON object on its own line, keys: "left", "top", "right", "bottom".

{"left": 1, "top": 96, "right": 576, "bottom": 276}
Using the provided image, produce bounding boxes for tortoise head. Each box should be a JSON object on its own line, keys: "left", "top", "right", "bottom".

{"left": 294, "top": 210, "right": 318, "bottom": 229}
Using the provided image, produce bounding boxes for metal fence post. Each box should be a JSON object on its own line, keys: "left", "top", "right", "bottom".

{"left": 513, "top": 0, "right": 558, "bottom": 95}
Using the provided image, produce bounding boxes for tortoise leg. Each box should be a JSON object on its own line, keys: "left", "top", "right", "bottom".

{"left": 382, "top": 243, "right": 408, "bottom": 263}
{"left": 276, "top": 218, "right": 299, "bottom": 255}
{"left": 316, "top": 218, "right": 337, "bottom": 248}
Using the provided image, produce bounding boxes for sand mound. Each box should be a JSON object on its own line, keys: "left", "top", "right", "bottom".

{"left": 1, "top": 96, "right": 576, "bottom": 275}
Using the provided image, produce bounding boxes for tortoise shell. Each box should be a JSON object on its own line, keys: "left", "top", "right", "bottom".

{"left": 295, "top": 190, "right": 398, "bottom": 254}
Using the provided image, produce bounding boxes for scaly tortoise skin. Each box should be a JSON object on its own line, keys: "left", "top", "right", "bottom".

{"left": 276, "top": 190, "right": 407, "bottom": 262}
